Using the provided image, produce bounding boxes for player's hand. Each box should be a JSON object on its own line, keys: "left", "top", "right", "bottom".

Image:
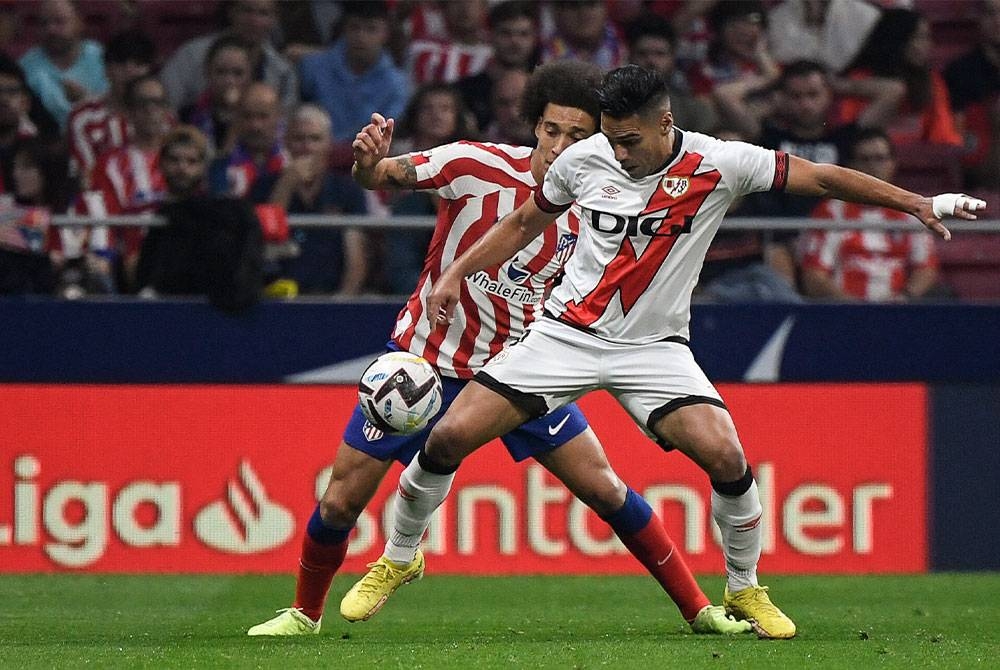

{"left": 425, "top": 271, "right": 461, "bottom": 328}
{"left": 352, "top": 113, "right": 394, "bottom": 170}
{"left": 915, "top": 194, "right": 988, "bottom": 241}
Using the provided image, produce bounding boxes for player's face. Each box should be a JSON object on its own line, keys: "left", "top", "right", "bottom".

{"left": 601, "top": 109, "right": 674, "bottom": 179}
{"left": 533, "top": 103, "right": 597, "bottom": 176}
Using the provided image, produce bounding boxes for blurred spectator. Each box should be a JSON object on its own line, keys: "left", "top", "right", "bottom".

{"left": 18, "top": 0, "right": 109, "bottom": 131}
{"left": 79, "top": 74, "right": 173, "bottom": 292}
{"left": 540, "top": 0, "right": 627, "bottom": 70}
{"left": 0, "top": 137, "right": 67, "bottom": 295}
{"left": 67, "top": 30, "right": 156, "bottom": 188}
{"left": 160, "top": 0, "right": 297, "bottom": 111}
{"left": 455, "top": 0, "right": 539, "bottom": 133}
{"left": 837, "top": 8, "right": 962, "bottom": 147}
{"left": 0, "top": 57, "right": 40, "bottom": 194}
{"left": 208, "top": 82, "right": 287, "bottom": 198}
{"left": 179, "top": 35, "right": 255, "bottom": 154}
{"left": 408, "top": 0, "right": 492, "bottom": 85}
{"left": 766, "top": 0, "right": 881, "bottom": 73}
{"left": 138, "top": 125, "right": 264, "bottom": 312}
{"left": 275, "top": 0, "right": 342, "bottom": 64}
{"left": 624, "top": 12, "right": 717, "bottom": 134}
{"left": 944, "top": 0, "right": 1000, "bottom": 190}
{"left": 800, "top": 128, "right": 940, "bottom": 302}
{"left": 251, "top": 104, "right": 369, "bottom": 296}
{"left": 298, "top": 1, "right": 409, "bottom": 171}
{"left": 696, "top": 128, "right": 802, "bottom": 304}
{"left": 482, "top": 68, "right": 533, "bottom": 145}
{"left": 691, "top": 1, "right": 781, "bottom": 140}
{"left": 383, "top": 83, "right": 476, "bottom": 294}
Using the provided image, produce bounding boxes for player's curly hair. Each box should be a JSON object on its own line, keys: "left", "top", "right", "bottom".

{"left": 520, "top": 60, "right": 602, "bottom": 126}
{"left": 597, "top": 64, "right": 670, "bottom": 119}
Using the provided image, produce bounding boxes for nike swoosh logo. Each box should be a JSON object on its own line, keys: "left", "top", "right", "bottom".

{"left": 547, "top": 414, "right": 571, "bottom": 435}
{"left": 656, "top": 547, "right": 675, "bottom": 566}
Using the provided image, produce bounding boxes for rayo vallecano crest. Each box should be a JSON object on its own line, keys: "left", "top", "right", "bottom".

{"left": 661, "top": 176, "right": 690, "bottom": 198}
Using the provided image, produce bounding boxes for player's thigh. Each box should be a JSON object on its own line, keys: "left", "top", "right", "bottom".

{"left": 320, "top": 441, "right": 394, "bottom": 525}
{"left": 426, "top": 380, "right": 531, "bottom": 463}
{"left": 650, "top": 403, "right": 746, "bottom": 482}
{"left": 532, "top": 426, "right": 627, "bottom": 518}
{"left": 476, "top": 322, "right": 600, "bottom": 414}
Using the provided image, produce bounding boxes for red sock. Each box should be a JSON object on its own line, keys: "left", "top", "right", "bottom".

{"left": 617, "top": 514, "right": 710, "bottom": 622}
{"left": 292, "top": 534, "right": 349, "bottom": 621}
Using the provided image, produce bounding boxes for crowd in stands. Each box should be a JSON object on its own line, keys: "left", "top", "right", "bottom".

{"left": 0, "top": 0, "right": 996, "bottom": 304}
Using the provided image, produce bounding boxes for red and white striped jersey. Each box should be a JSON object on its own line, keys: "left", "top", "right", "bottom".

{"left": 74, "top": 145, "right": 166, "bottom": 257}
{"left": 392, "top": 141, "right": 580, "bottom": 379}
{"left": 538, "top": 129, "right": 787, "bottom": 344}
{"left": 67, "top": 97, "right": 129, "bottom": 181}
{"left": 408, "top": 39, "right": 493, "bottom": 85}
{"left": 801, "top": 200, "right": 937, "bottom": 300}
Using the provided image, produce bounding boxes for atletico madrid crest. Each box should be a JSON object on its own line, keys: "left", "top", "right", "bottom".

{"left": 661, "top": 176, "right": 690, "bottom": 198}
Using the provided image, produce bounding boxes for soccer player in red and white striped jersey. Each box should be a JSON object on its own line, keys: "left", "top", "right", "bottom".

{"left": 249, "top": 61, "right": 747, "bottom": 638}
{"left": 406, "top": 65, "right": 986, "bottom": 640}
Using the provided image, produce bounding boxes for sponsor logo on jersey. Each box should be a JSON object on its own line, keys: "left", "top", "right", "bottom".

{"left": 661, "top": 176, "right": 690, "bottom": 198}
{"left": 468, "top": 270, "right": 543, "bottom": 304}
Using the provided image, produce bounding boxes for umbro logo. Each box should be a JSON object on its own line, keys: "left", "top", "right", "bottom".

{"left": 601, "top": 185, "right": 620, "bottom": 199}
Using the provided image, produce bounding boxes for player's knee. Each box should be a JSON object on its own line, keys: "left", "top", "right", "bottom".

{"left": 577, "top": 474, "right": 628, "bottom": 518}
{"left": 319, "top": 492, "right": 362, "bottom": 527}
{"left": 703, "top": 444, "right": 746, "bottom": 483}
{"left": 424, "top": 419, "right": 469, "bottom": 469}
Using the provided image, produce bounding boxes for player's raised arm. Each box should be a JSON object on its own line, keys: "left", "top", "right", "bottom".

{"left": 351, "top": 112, "right": 420, "bottom": 191}
{"left": 426, "top": 197, "right": 559, "bottom": 326}
{"left": 784, "top": 154, "right": 986, "bottom": 241}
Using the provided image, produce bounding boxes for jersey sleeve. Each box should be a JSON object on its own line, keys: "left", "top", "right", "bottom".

{"left": 536, "top": 151, "right": 576, "bottom": 213}
{"left": 409, "top": 141, "right": 468, "bottom": 199}
{"left": 719, "top": 140, "right": 789, "bottom": 197}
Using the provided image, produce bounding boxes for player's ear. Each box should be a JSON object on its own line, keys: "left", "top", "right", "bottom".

{"left": 660, "top": 110, "right": 673, "bottom": 135}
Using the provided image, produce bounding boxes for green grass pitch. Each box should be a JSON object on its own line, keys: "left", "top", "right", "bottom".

{"left": 2, "top": 573, "right": 997, "bottom": 668}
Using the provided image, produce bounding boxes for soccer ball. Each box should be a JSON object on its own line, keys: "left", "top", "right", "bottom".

{"left": 358, "top": 352, "right": 443, "bottom": 434}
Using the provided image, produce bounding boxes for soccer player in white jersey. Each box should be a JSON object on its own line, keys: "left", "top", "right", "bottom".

{"left": 363, "top": 65, "right": 988, "bottom": 640}
{"left": 249, "top": 61, "right": 749, "bottom": 638}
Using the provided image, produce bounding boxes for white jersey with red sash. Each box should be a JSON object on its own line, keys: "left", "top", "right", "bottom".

{"left": 537, "top": 129, "right": 788, "bottom": 344}
{"left": 391, "top": 141, "right": 580, "bottom": 379}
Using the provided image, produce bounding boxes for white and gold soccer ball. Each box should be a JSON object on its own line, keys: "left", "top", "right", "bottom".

{"left": 358, "top": 352, "right": 443, "bottom": 434}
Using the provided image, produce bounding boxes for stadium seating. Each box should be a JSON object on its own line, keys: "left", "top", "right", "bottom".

{"left": 935, "top": 190, "right": 1000, "bottom": 301}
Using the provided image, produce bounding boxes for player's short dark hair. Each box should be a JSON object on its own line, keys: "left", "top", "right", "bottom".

{"left": 624, "top": 12, "right": 676, "bottom": 50}
{"left": 597, "top": 64, "right": 670, "bottom": 119}
{"left": 848, "top": 127, "right": 894, "bottom": 159}
{"left": 779, "top": 59, "right": 828, "bottom": 88}
{"left": 520, "top": 60, "right": 602, "bottom": 126}
{"left": 105, "top": 31, "right": 156, "bottom": 66}
{"left": 488, "top": 0, "right": 537, "bottom": 28}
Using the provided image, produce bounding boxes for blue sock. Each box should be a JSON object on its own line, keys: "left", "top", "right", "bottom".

{"left": 306, "top": 505, "right": 352, "bottom": 545}
{"left": 603, "top": 488, "right": 653, "bottom": 536}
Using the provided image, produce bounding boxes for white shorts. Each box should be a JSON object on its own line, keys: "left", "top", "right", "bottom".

{"left": 476, "top": 317, "right": 725, "bottom": 442}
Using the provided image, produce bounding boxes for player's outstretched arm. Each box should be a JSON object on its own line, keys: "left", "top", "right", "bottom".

{"left": 426, "top": 198, "right": 558, "bottom": 327}
{"left": 784, "top": 155, "right": 987, "bottom": 240}
{"left": 351, "top": 113, "right": 419, "bottom": 191}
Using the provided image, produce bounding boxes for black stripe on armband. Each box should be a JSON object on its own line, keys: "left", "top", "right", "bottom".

{"left": 772, "top": 150, "right": 789, "bottom": 192}
{"left": 534, "top": 189, "right": 572, "bottom": 214}
{"left": 712, "top": 464, "right": 755, "bottom": 497}
{"left": 473, "top": 372, "right": 549, "bottom": 419}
